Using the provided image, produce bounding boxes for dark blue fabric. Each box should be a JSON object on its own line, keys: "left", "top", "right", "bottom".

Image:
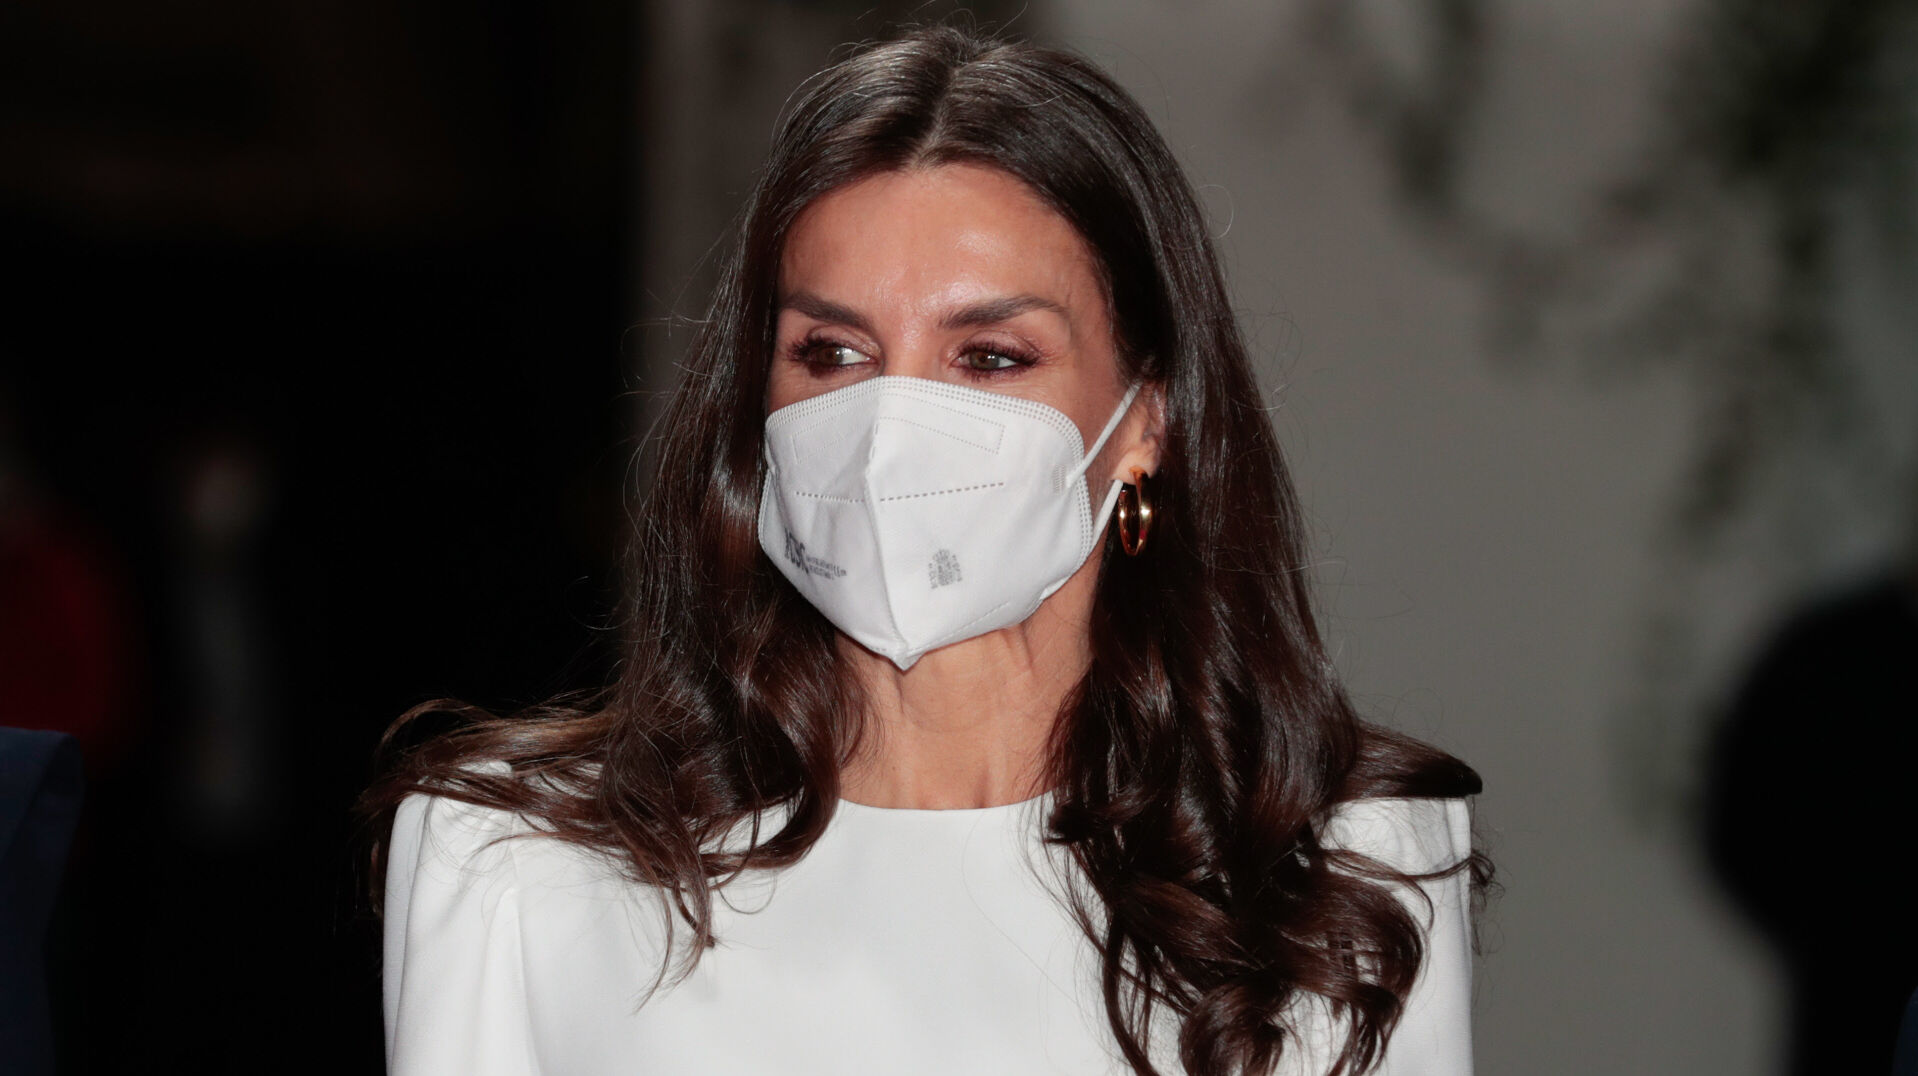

{"left": 1896, "top": 988, "right": 1918, "bottom": 1076}
{"left": 0, "top": 728, "right": 84, "bottom": 1076}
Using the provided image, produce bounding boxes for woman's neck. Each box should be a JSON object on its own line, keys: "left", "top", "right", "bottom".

{"left": 837, "top": 555, "right": 1100, "bottom": 809}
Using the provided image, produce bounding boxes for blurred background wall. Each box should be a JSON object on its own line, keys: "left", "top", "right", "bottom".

{"left": 4, "top": 1, "right": 1914, "bottom": 1073}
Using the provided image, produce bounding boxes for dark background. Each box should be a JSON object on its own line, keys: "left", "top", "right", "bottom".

{"left": 4, "top": 0, "right": 635, "bottom": 1069}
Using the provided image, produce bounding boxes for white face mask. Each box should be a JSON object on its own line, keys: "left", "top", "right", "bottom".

{"left": 757, "top": 376, "right": 1142, "bottom": 670}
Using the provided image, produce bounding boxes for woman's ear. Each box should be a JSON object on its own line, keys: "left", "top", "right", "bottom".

{"left": 1113, "top": 381, "right": 1166, "bottom": 480}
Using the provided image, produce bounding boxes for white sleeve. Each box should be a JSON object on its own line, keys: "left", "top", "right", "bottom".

{"left": 382, "top": 789, "right": 543, "bottom": 1076}
{"left": 1321, "top": 797, "right": 1477, "bottom": 1076}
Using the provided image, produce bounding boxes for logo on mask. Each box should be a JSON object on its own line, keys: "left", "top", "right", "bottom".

{"left": 785, "top": 530, "right": 846, "bottom": 579}
{"left": 928, "top": 549, "right": 962, "bottom": 589}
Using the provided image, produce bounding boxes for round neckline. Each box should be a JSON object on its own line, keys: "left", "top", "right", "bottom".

{"left": 833, "top": 789, "right": 1053, "bottom": 817}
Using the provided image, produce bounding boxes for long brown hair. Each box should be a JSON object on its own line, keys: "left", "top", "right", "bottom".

{"left": 362, "top": 25, "right": 1484, "bottom": 1076}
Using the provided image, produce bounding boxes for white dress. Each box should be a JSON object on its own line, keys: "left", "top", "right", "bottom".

{"left": 382, "top": 772, "right": 1475, "bottom": 1076}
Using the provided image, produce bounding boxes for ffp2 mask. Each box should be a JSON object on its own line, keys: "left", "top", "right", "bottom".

{"left": 757, "top": 376, "right": 1142, "bottom": 669}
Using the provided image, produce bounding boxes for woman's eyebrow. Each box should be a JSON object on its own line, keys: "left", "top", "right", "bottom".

{"left": 779, "top": 291, "right": 873, "bottom": 333}
{"left": 940, "top": 294, "right": 1067, "bottom": 329}
{"left": 777, "top": 290, "right": 1069, "bottom": 332}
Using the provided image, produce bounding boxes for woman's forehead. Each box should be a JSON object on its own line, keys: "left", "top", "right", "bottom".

{"left": 777, "top": 164, "right": 1106, "bottom": 321}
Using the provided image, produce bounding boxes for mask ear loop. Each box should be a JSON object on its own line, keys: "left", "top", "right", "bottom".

{"left": 1070, "top": 383, "right": 1144, "bottom": 479}
{"left": 1069, "top": 382, "right": 1144, "bottom": 529}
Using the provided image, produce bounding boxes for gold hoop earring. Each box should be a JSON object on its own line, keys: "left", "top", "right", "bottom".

{"left": 1116, "top": 467, "right": 1153, "bottom": 556}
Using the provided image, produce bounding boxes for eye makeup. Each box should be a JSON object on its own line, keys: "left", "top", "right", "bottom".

{"left": 782, "top": 330, "right": 1051, "bottom": 381}
{"left": 788, "top": 334, "right": 872, "bottom": 370}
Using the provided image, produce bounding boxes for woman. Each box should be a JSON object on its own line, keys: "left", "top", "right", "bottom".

{"left": 367, "top": 25, "right": 1486, "bottom": 1076}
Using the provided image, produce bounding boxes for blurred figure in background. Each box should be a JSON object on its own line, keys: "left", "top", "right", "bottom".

{"left": 165, "top": 433, "right": 283, "bottom": 846}
{"left": 1706, "top": 464, "right": 1918, "bottom": 1075}
{"left": 0, "top": 383, "right": 138, "bottom": 771}
{"left": 0, "top": 729, "right": 85, "bottom": 1076}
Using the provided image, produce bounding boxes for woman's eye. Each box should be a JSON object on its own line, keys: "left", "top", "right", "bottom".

{"left": 959, "top": 348, "right": 1028, "bottom": 372}
{"left": 796, "top": 341, "right": 870, "bottom": 367}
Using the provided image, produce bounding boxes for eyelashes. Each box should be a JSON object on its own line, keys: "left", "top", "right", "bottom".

{"left": 785, "top": 332, "right": 1043, "bottom": 378}
{"left": 956, "top": 344, "right": 1040, "bottom": 373}
{"left": 788, "top": 338, "right": 869, "bottom": 368}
